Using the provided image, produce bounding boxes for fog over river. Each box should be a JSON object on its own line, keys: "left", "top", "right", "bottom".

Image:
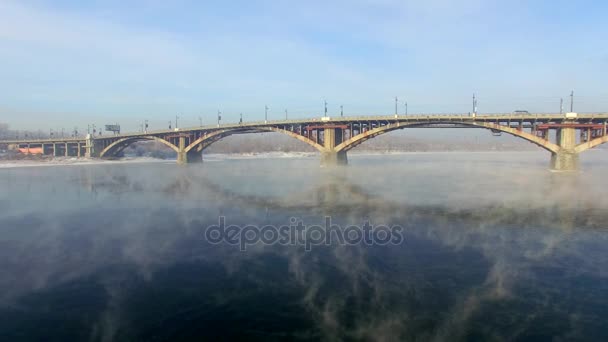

{"left": 1, "top": 151, "right": 608, "bottom": 341}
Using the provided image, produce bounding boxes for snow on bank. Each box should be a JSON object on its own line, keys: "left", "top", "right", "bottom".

{"left": 0, "top": 157, "right": 171, "bottom": 169}
{"left": 203, "top": 151, "right": 316, "bottom": 161}
{"left": 0, "top": 152, "right": 317, "bottom": 168}
{"left": 1, "top": 150, "right": 569, "bottom": 169}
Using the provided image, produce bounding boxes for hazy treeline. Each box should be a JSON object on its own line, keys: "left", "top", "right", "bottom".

{"left": 1, "top": 123, "right": 47, "bottom": 140}
{"left": 0, "top": 122, "right": 97, "bottom": 140}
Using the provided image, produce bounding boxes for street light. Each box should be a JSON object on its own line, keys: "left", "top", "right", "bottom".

{"left": 472, "top": 93, "right": 477, "bottom": 115}
{"left": 395, "top": 96, "right": 398, "bottom": 115}
{"left": 570, "top": 90, "right": 574, "bottom": 112}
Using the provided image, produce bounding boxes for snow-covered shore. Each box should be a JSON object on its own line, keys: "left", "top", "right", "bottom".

{"left": 0, "top": 156, "right": 171, "bottom": 169}
{"left": 0, "top": 150, "right": 565, "bottom": 169}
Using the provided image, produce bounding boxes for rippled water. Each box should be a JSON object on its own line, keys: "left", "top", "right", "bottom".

{"left": 1, "top": 151, "right": 608, "bottom": 341}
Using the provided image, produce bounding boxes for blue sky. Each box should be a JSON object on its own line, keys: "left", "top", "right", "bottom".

{"left": 1, "top": 0, "right": 607, "bottom": 131}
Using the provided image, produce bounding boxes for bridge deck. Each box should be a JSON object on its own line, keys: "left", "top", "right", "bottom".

{"left": 3, "top": 112, "right": 608, "bottom": 145}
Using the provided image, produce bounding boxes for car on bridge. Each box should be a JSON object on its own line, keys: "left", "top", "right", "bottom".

{"left": 513, "top": 110, "right": 530, "bottom": 115}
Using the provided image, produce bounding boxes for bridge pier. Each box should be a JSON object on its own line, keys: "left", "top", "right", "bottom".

{"left": 321, "top": 127, "right": 347, "bottom": 167}
{"left": 85, "top": 135, "right": 100, "bottom": 158}
{"left": 177, "top": 136, "right": 202, "bottom": 164}
{"left": 551, "top": 126, "right": 579, "bottom": 172}
{"left": 321, "top": 151, "right": 348, "bottom": 166}
{"left": 177, "top": 150, "right": 203, "bottom": 164}
{"left": 53, "top": 143, "right": 61, "bottom": 157}
{"left": 550, "top": 151, "right": 579, "bottom": 171}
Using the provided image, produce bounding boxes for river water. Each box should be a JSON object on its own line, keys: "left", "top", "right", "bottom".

{"left": 1, "top": 151, "right": 608, "bottom": 341}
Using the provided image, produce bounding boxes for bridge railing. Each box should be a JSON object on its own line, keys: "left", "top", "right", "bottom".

{"left": 3, "top": 112, "right": 608, "bottom": 144}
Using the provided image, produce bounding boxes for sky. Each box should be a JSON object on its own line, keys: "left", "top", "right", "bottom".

{"left": 0, "top": 0, "right": 607, "bottom": 132}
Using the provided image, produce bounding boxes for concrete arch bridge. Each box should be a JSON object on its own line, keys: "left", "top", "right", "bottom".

{"left": 4, "top": 113, "right": 608, "bottom": 171}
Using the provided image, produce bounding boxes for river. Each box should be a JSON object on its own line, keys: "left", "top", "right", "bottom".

{"left": 1, "top": 151, "right": 607, "bottom": 341}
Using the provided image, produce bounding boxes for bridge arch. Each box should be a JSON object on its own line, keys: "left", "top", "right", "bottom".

{"left": 574, "top": 135, "right": 608, "bottom": 153}
{"left": 334, "top": 121, "right": 562, "bottom": 154}
{"left": 99, "top": 136, "right": 180, "bottom": 158}
{"left": 184, "top": 126, "right": 326, "bottom": 153}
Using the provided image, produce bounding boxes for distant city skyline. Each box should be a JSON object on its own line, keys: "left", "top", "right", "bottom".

{"left": 1, "top": 0, "right": 607, "bottom": 131}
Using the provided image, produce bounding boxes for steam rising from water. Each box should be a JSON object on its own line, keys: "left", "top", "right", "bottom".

{"left": 1, "top": 151, "right": 608, "bottom": 340}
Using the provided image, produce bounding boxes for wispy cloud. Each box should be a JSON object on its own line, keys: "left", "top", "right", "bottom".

{"left": 0, "top": 0, "right": 606, "bottom": 130}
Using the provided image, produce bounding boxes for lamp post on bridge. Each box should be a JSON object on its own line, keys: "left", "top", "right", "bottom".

{"left": 570, "top": 90, "right": 574, "bottom": 112}
{"left": 285, "top": 109, "right": 288, "bottom": 120}
{"left": 265, "top": 105, "right": 269, "bottom": 123}
{"left": 217, "top": 110, "right": 222, "bottom": 127}
{"left": 472, "top": 93, "right": 478, "bottom": 116}
{"left": 340, "top": 105, "right": 343, "bottom": 117}
{"left": 324, "top": 100, "right": 328, "bottom": 117}
{"left": 405, "top": 102, "right": 408, "bottom": 115}
{"left": 175, "top": 115, "right": 179, "bottom": 129}
{"left": 199, "top": 116, "right": 203, "bottom": 127}
{"left": 395, "top": 96, "right": 398, "bottom": 115}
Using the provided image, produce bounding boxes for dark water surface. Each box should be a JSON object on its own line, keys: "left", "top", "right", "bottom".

{"left": 1, "top": 151, "right": 608, "bottom": 341}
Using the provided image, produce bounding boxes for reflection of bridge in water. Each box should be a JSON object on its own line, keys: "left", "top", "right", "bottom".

{"left": 73, "top": 166, "right": 605, "bottom": 232}
{"left": 4, "top": 112, "right": 608, "bottom": 170}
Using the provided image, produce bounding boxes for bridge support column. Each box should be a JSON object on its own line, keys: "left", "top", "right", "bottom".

{"left": 177, "top": 150, "right": 203, "bottom": 164}
{"left": 321, "top": 151, "right": 348, "bottom": 166}
{"left": 551, "top": 127, "right": 579, "bottom": 171}
{"left": 177, "top": 137, "right": 202, "bottom": 164}
{"left": 85, "top": 135, "right": 99, "bottom": 158}
{"left": 321, "top": 127, "right": 347, "bottom": 166}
